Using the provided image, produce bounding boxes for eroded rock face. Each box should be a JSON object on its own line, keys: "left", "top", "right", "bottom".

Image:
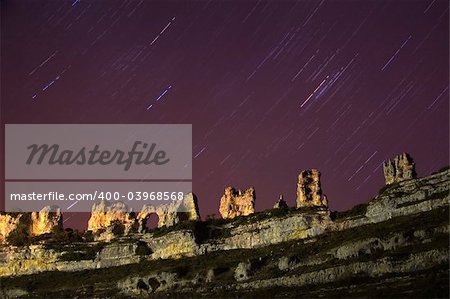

{"left": 138, "top": 204, "right": 177, "bottom": 229}
{"left": 31, "top": 206, "right": 62, "bottom": 236}
{"left": 87, "top": 201, "right": 136, "bottom": 233}
{"left": 1, "top": 206, "right": 63, "bottom": 243}
{"left": 181, "top": 193, "right": 200, "bottom": 222}
{"left": 383, "top": 153, "right": 417, "bottom": 185}
{"left": 205, "top": 269, "right": 215, "bottom": 283}
{"left": 234, "top": 261, "right": 252, "bottom": 281}
{"left": 296, "top": 169, "right": 328, "bottom": 208}
{"left": 278, "top": 256, "right": 299, "bottom": 271}
{"left": 0, "top": 213, "right": 22, "bottom": 244}
{"left": 138, "top": 193, "right": 200, "bottom": 229}
{"left": 219, "top": 187, "right": 255, "bottom": 219}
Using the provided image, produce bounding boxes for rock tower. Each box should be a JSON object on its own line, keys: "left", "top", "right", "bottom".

{"left": 383, "top": 153, "right": 416, "bottom": 185}
{"left": 296, "top": 169, "right": 328, "bottom": 208}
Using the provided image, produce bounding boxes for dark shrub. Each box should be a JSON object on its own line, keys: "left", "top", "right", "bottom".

{"left": 136, "top": 279, "right": 148, "bottom": 291}
{"left": 135, "top": 241, "right": 152, "bottom": 256}
{"left": 6, "top": 224, "right": 29, "bottom": 246}
{"left": 333, "top": 203, "right": 368, "bottom": 220}
{"left": 82, "top": 230, "right": 95, "bottom": 242}
{"left": 59, "top": 243, "right": 105, "bottom": 261}
{"left": 111, "top": 221, "right": 125, "bottom": 237}
{"left": 6, "top": 213, "right": 31, "bottom": 246}
{"left": 148, "top": 277, "right": 161, "bottom": 292}
{"left": 50, "top": 226, "right": 69, "bottom": 243}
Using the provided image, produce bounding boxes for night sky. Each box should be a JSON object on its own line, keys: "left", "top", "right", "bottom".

{"left": 1, "top": 0, "right": 449, "bottom": 229}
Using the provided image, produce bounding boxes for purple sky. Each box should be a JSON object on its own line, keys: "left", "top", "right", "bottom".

{"left": 1, "top": 0, "right": 449, "bottom": 229}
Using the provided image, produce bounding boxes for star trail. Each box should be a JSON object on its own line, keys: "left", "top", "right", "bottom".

{"left": 1, "top": 0, "right": 448, "bottom": 229}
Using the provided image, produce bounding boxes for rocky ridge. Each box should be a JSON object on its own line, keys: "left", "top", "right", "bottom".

{"left": 0, "top": 153, "right": 448, "bottom": 298}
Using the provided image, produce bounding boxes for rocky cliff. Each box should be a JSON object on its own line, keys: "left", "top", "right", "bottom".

{"left": 30, "top": 206, "right": 62, "bottom": 236}
{"left": 296, "top": 169, "right": 328, "bottom": 208}
{"left": 383, "top": 153, "right": 417, "bottom": 185}
{"left": 0, "top": 154, "right": 448, "bottom": 298}
{"left": 87, "top": 201, "right": 135, "bottom": 234}
{"left": 219, "top": 186, "right": 256, "bottom": 219}
{"left": 138, "top": 192, "right": 200, "bottom": 230}
{"left": 0, "top": 206, "right": 62, "bottom": 245}
{"left": 0, "top": 214, "right": 21, "bottom": 244}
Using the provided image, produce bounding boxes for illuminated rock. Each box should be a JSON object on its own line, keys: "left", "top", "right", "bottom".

{"left": 138, "top": 193, "right": 200, "bottom": 229}
{"left": 30, "top": 206, "right": 62, "bottom": 236}
{"left": 383, "top": 153, "right": 417, "bottom": 185}
{"left": 219, "top": 187, "right": 255, "bottom": 219}
{"left": 87, "top": 201, "right": 135, "bottom": 233}
{"left": 296, "top": 169, "right": 328, "bottom": 208}
{"left": 0, "top": 213, "right": 22, "bottom": 244}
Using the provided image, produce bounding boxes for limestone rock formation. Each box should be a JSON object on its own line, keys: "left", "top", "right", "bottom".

{"left": 383, "top": 153, "right": 417, "bottom": 185}
{"left": 178, "top": 193, "right": 201, "bottom": 222}
{"left": 138, "top": 193, "right": 200, "bottom": 229}
{"left": 1, "top": 206, "right": 63, "bottom": 243}
{"left": 0, "top": 167, "right": 448, "bottom": 282}
{"left": 296, "top": 169, "right": 328, "bottom": 208}
{"left": 219, "top": 187, "right": 255, "bottom": 219}
{"left": 30, "top": 206, "right": 63, "bottom": 236}
{"left": 0, "top": 213, "right": 22, "bottom": 244}
{"left": 278, "top": 256, "right": 299, "bottom": 271}
{"left": 206, "top": 269, "right": 215, "bottom": 283}
{"left": 87, "top": 201, "right": 136, "bottom": 233}
{"left": 273, "top": 195, "right": 288, "bottom": 209}
{"left": 234, "top": 261, "right": 252, "bottom": 281}
{"left": 138, "top": 204, "right": 177, "bottom": 229}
